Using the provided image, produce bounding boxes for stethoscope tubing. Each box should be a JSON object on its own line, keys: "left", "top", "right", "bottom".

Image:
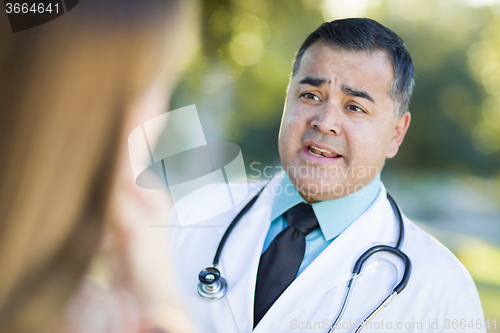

{"left": 199, "top": 182, "right": 412, "bottom": 333}
{"left": 212, "top": 185, "right": 266, "bottom": 267}
{"left": 328, "top": 191, "right": 412, "bottom": 332}
{"left": 353, "top": 244, "right": 412, "bottom": 294}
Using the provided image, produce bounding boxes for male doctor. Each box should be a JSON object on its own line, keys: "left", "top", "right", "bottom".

{"left": 169, "top": 19, "right": 485, "bottom": 332}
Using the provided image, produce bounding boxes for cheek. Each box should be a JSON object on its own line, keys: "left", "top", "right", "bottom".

{"left": 344, "top": 122, "right": 388, "bottom": 166}
{"left": 281, "top": 109, "right": 307, "bottom": 142}
{"left": 278, "top": 114, "right": 294, "bottom": 157}
{"left": 279, "top": 109, "right": 310, "bottom": 163}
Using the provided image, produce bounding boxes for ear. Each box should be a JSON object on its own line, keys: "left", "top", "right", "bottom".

{"left": 386, "top": 111, "right": 411, "bottom": 159}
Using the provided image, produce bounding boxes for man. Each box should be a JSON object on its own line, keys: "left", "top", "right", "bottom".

{"left": 170, "top": 19, "right": 485, "bottom": 332}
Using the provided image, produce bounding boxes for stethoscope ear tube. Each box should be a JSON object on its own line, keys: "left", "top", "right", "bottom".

{"left": 353, "top": 245, "right": 412, "bottom": 294}
{"left": 329, "top": 193, "right": 412, "bottom": 332}
{"left": 198, "top": 185, "right": 267, "bottom": 300}
{"left": 212, "top": 186, "right": 265, "bottom": 267}
{"left": 386, "top": 191, "right": 404, "bottom": 250}
{"left": 199, "top": 184, "right": 413, "bottom": 333}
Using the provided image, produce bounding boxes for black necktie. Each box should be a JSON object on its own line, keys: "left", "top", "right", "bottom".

{"left": 253, "top": 203, "right": 319, "bottom": 328}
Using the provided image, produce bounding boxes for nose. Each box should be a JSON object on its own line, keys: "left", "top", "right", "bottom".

{"left": 310, "top": 103, "right": 342, "bottom": 135}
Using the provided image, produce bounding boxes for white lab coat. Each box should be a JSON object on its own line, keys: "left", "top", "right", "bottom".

{"left": 169, "top": 172, "right": 485, "bottom": 333}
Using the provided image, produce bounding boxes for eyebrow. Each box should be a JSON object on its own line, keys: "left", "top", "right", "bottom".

{"left": 298, "top": 76, "right": 329, "bottom": 87}
{"left": 299, "top": 77, "right": 376, "bottom": 104}
{"left": 342, "top": 84, "right": 375, "bottom": 103}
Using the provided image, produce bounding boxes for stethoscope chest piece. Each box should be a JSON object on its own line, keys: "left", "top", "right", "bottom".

{"left": 197, "top": 267, "right": 228, "bottom": 300}
{"left": 194, "top": 187, "right": 412, "bottom": 333}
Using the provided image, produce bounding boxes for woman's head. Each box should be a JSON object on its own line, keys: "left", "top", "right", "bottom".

{"left": 0, "top": 1, "right": 194, "bottom": 332}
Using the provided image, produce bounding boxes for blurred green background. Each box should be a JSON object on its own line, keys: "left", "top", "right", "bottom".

{"left": 171, "top": 0, "right": 500, "bottom": 329}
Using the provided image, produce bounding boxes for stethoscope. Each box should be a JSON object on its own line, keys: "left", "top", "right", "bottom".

{"left": 197, "top": 184, "right": 412, "bottom": 333}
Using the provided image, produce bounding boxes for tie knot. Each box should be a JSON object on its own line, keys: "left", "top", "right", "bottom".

{"left": 285, "top": 203, "right": 319, "bottom": 235}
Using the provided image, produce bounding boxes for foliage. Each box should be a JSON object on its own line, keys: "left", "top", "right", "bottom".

{"left": 171, "top": 0, "right": 500, "bottom": 176}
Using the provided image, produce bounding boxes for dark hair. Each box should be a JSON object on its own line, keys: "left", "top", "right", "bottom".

{"left": 292, "top": 18, "right": 414, "bottom": 116}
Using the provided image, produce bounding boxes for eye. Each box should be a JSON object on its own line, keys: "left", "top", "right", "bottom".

{"left": 300, "top": 92, "right": 321, "bottom": 102}
{"left": 346, "top": 105, "right": 365, "bottom": 113}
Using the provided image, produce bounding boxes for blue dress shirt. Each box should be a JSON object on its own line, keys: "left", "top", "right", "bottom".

{"left": 262, "top": 173, "right": 381, "bottom": 276}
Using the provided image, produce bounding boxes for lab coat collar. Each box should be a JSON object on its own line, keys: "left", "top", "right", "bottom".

{"left": 220, "top": 172, "right": 399, "bottom": 333}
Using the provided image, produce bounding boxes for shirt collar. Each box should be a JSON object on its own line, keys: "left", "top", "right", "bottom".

{"left": 270, "top": 173, "right": 381, "bottom": 241}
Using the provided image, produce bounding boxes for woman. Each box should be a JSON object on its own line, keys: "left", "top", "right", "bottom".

{"left": 0, "top": 1, "right": 196, "bottom": 332}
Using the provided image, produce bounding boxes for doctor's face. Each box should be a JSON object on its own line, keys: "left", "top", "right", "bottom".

{"left": 278, "top": 43, "right": 410, "bottom": 202}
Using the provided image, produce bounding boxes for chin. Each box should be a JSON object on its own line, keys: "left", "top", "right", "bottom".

{"left": 289, "top": 173, "right": 351, "bottom": 202}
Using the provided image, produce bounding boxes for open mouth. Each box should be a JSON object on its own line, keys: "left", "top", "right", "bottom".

{"left": 306, "top": 144, "right": 341, "bottom": 158}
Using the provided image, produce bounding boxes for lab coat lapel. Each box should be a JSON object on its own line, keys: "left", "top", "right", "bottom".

{"left": 253, "top": 185, "right": 400, "bottom": 333}
{"left": 220, "top": 176, "right": 282, "bottom": 333}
